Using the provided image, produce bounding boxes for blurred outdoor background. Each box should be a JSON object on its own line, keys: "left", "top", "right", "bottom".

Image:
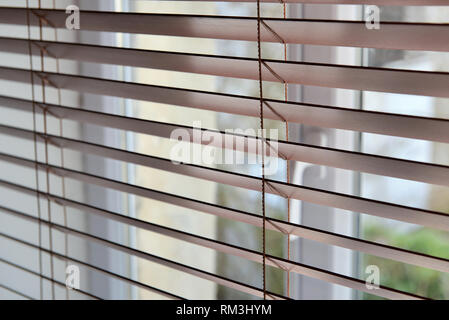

{"left": 0, "top": 0, "right": 448, "bottom": 300}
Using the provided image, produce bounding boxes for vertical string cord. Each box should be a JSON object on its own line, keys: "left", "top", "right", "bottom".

{"left": 26, "top": 1, "right": 43, "bottom": 300}
{"left": 37, "top": 0, "right": 56, "bottom": 300}
{"left": 281, "top": 1, "right": 291, "bottom": 298}
{"left": 256, "top": 0, "right": 267, "bottom": 300}
{"left": 52, "top": 0, "right": 70, "bottom": 300}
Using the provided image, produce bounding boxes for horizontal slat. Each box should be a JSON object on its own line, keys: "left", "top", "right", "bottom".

{"left": 0, "top": 283, "right": 34, "bottom": 300}
{"left": 0, "top": 203, "right": 424, "bottom": 300}
{"left": 2, "top": 172, "right": 449, "bottom": 275}
{"left": 13, "top": 149, "right": 449, "bottom": 232}
{"left": 1, "top": 8, "right": 449, "bottom": 51}
{"left": 1, "top": 66, "right": 449, "bottom": 144}
{"left": 162, "top": 0, "right": 449, "bottom": 4}
{"left": 1, "top": 93, "right": 449, "bottom": 187}
{"left": 3, "top": 38, "right": 449, "bottom": 98}
{"left": 0, "top": 254, "right": 101, "bottom": 300}
{"left": 0, "top": 139, "right": 448, "bottom": 232}
{"left": 0, "top": 206, "right": 285, "bottom": 300}
{"left": 0, "top": 227, "right": 183, "bottom": 300}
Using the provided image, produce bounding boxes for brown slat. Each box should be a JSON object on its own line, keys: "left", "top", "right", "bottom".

{"left": 1, "top": 8, "right": 448, "bottom": 51}
{"left": 2, "top": 37, "right": 449, "bottom": 97}
{"left": 1, "top": 94, "right": 449, "bottom": 187}
{"left": 2, "top": 66, "right": 449, "bottom": 144}
{"left": 0, "top": 204, "right": 424, "bottom": 300}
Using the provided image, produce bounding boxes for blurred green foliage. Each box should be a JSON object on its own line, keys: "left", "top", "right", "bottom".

{"left": 363, "top": 224, "right": 449, "bottom": 300}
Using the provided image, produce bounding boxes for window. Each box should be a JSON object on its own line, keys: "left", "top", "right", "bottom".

{"left": 0, "top": 0, "right": 448, "bottom": 300}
